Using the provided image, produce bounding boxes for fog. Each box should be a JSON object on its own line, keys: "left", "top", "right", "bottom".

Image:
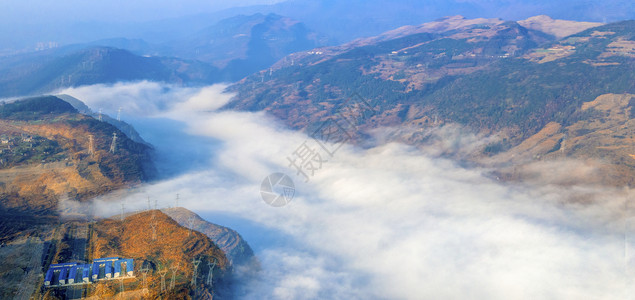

{"left": 60, "top": 82, "right": 634, "bottom": 299}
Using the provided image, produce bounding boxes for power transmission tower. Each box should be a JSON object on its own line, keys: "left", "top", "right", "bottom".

{"left": 170, "top": 263, "right": 179, "bottom": 290}
{"left": 150, "top": 221, "right": 157, "bottom": 240}
{"left": 88, "top": 135, "right": 95, "bottom": 158}
{"left": 118, "top": 277, "right": 125, "bottom": 299}
{"left": 140, "top": 266, "right": 150, "bottom": 293}
{"left": 120, "top": 201, "right": 125, "bottom": 221}
{"left": 159, "top": 267, "right": 168, "bottom": 292}
{"left": 192, "top": 257, "right": 201, "bottom": 288}
{"left": 147, "top": 197, "right": 151, "bottom": 211}
{"left": 561, "top": 133, "right": 568, "bottom": 154}
{"left": 117, "top": 107, "right": 122, "bottom": 121}
{"left": 109, "top": 132, "right": 117, "bottom": 153}
{"left": 98, "top": 108, "right": 103, "bottom": 121}
{"left": 206, "top": 259, "right": 216, "bottom": 286}
{"left": 187, "top": 216, "right": 195, "bottom": 237}
{"left": 176, "top": 194, "right": 179, "bottom": 207}
{"left": 153, "top": 199, "right": 158, "bottom": 219}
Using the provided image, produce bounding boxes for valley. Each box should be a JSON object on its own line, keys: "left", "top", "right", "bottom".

{"left": 0, "top": 1, "right": 632, "bottom": 299}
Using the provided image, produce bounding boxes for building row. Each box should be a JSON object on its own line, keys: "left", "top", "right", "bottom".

{"left": 44, "top": 257, "right": 134, "bottom": 287}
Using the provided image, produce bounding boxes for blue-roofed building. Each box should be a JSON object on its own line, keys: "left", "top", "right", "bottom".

{"left": 81, "top": 265, "right": 91, "bottom": 283}
{"left": 68, "top": 267, "right": 77, "bottom": 284}
{"left": 105, "top": 263, "right": 113, "bottom": 279}
{"left": 114, "top": 260, "right": 122, "bottom": 278}
{"left": 58, "top": 268, "right": 67, "bottom": 285}
{"left": 93, "top": 257, "right": 119, "bottom": 263}
{"left": 48, "top": 262, "right": 78, "bottom": 269}
{"left": 125, "top": 259, "right": 134, "bottom": 276}
{"left": 44, "top": 269, "right": 54, "bottom": 286}
{"left": 44, "top": 257, "right": 134, "bottom": 287}
{"left": 92, "top": 262, "right": 100, "bottom": 281}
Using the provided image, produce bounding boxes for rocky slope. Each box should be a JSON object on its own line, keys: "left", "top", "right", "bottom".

{"left": 162, "top": 208, "right": 256, "bottom": 267}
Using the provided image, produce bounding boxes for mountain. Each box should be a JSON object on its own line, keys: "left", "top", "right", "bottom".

{"left": 55, "top": 94, "right": 148, "bottom": 145}
{"left": 518, "top": 15, "right": 603, "bottom": 39}
{"left": 162, "top": 207, "right": 256, "bottom": 268}
{"left": 202, "top": 0, "right": 634, "bottom": 44}
{"left": 225, "top": 17, "right": 635, "bottom": 187}
{"left": 34, "top": 209, "right": 232, "bottom": 300}
{"left": 0, "top": 46, "right": 220, "bottom": 98}
{"left": 226, "top": 16, "right": 556, "bottom": 130}
{"left": 165, "top": 13, "right": 328, "bottom": 80}
{"left": 0, "top": 97, "right": 256, "bottom": 299}
{"left": 0, "top": 13, "right": 327, "bottom": 97}
{"left": 0, "top": 95, "right": 154, "bottom": 240}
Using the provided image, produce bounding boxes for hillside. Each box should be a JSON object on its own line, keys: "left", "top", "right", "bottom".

{"left": 225, "top": 17, "right": 634, "bottom": 187}
{"left": 0, "top": 96, "right": 153, "bottom": 240}
{"left": 518, "top": 15, "right": 603, "bottom": 39}
{"left": 35, "top": 210, "right": 231, "bottom": 300}
{"left": 0, "top": 47, "right": 221, "bottom": 98}
{"left": 162, "top": 208, "right": 256, "bottom": 268}
{"left": 483, "top": 93, "right": 634, "bottom": 187}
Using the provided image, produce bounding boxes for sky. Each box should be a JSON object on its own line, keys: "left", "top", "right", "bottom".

{"left": 1, "top": 0, "right": 632, "bottom": 51}
{"left": 58, "top": 81, "right": 635, "bottom": 299}
{"left": 0, "top": 0, "right": 284, "bottom": 23}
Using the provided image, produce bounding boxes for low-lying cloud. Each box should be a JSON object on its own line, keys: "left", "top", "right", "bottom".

{"left": 61, "top": 81, "right": 634, "bottom": 300}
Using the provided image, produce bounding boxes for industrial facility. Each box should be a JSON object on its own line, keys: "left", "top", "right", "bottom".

{"left": 44, "top": 257, "right": 134, "bottom": 287}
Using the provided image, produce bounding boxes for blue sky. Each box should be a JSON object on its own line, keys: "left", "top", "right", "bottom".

{"left": 0, "top": 0, "right": 284, "bottom": 23}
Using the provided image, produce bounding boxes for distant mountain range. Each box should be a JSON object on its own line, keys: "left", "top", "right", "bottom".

{"left": 225, "top": 16, "right": 635, "bottom": 187}
{"left": 1, "top": 0, "right": 632, "bottom": 53}
{"left": 0, "top": 47, "right": 220, "bottom": 98}
{"left": 0, "top": 13, "right": 327, "bottom": 97}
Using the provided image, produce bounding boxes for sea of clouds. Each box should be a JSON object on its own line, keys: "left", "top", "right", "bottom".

{"left": 59, "top": 81, "right": 634, "bottom": 300}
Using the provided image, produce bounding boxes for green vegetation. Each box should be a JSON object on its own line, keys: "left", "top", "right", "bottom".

{"left": 228, "top": 19, "right": 634, "bottom": 145}
{"left": 0, "top": 136, "right": 66, "bottom": 167}
{"left": 0, "top": 96, "right": 77, "bottom": 120}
